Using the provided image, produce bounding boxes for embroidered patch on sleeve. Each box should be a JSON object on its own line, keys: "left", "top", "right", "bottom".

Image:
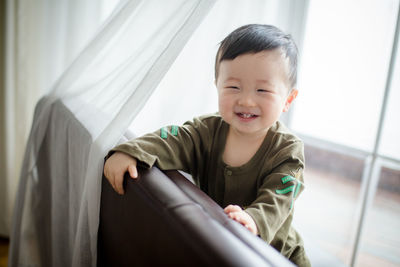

{"left": 275, "top": 185, "right": 295, "bottom": 194}
{"left": 160, "top": 126, "right": 179, "bottom": 139}
{"left": 294, "top": 182, "right": 302, "bottom": 198}
{"left": 160, "top": 127, "right": 168, "bottom": 139}
{"left": 281, "top": 175, "right": 296, "bottom": 184}
{"left": 171, "top": 125, "right": 178, "bottom": 136}
{"left": 275, "top": 175, "right": 303, "bottom": 210}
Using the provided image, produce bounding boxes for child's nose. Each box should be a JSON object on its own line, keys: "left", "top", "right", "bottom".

{"left": 238, "top": 92, "right": 256, "bottom": 107}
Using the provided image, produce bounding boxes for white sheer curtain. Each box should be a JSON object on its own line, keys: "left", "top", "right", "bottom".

{"left": 1, "top": 0, "right": 116, "bottom": 237}
{"left": 10, "top": 1, "right": 216, "bottom": 266}
{"left": 8, "top": 0, "right": 308, "bottom": 266}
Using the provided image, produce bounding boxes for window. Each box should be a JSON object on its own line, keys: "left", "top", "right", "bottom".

{"left": 292, "top": 0, "right": 398, "bottom": 152}
{"left": 357, "top": 163, "right": 400, "bottom": 267}
{"left": 380, "top": 34, "right": 400, "bottom": 160}
{"left": 292, "top": 0, "right": 400, "bottom": 266}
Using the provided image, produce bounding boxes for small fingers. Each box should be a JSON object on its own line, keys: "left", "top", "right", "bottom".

{"left": 225, "top": 207, "right": 258, "bottom": 235}
{"left": 103, "top": 161, "right": 115, "bottom": 188}
{"left": 109, "top": 175, "right": 120, "bottom": 195}
{"left": 227, "top": 211, "right": 246, "bottom": 225}
{"left": 103, "top": 168, "right": 116, "bottom": 191}
{"left": 108, "top": 174, "right": 115, "bottom": 191}
{"left": 224, "top": 205, "right": 242, "bottom": 214}
{"left": 114, "top": 173, "right": 125, "bottom": 195}
{"left": 228, "top": 212, "right": 257, "bottom": 234}
{"left": 128, "top": 165, "right": 138, "bottom": 179}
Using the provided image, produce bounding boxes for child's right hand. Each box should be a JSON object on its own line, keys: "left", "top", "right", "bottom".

{"left": 103, "top": 151, "right": 138, "bottom": 195}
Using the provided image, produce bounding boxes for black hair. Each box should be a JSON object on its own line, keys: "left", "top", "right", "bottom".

{"left": 215, "top": 24, "right": 298, "bottom": 88}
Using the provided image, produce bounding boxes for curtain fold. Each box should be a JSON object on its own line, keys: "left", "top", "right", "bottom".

{"left": 1, "top": 0, "right": 112, "bottom": 237}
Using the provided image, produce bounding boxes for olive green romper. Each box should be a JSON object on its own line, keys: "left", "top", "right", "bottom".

{"left": 111, "top": 113, "right": 311, "bottom": 266}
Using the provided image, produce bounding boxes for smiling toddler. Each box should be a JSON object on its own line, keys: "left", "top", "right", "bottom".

{"left": 104, "top": 24, "right": 310, "bottom": 266}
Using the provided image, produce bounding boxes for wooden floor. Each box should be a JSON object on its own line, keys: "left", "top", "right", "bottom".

{"left": 0, "top": 237, "right": 9, "bottom": 267}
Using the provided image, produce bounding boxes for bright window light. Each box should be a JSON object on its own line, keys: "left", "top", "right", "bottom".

{"left": 291, "top": 0, "right": 399, "bottom": 153}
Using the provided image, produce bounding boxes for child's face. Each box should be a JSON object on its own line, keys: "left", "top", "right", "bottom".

{"left": 216, "top": 50, "right": 297, "bottom": 137}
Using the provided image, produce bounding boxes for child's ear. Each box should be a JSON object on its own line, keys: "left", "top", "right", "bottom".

{"left": 283, "top": 89, "right": 298, "bottom": 112}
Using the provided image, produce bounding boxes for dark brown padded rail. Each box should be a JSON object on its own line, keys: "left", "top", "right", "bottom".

{"left": 97, "top": 167, "right": 293, "bottom": 267}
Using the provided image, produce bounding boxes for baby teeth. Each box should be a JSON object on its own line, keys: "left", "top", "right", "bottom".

{"left": 242, "top": 113, "right": 252, "bottom": 118}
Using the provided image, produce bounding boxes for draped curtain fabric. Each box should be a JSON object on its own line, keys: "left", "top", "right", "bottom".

{"left": 1, "top": 0, "right": 114, "bottom": 237}
{"left": 6, "top": 0, "right": 309, "bottom": 266}
{"left": 9, "top": 1, "right": 217, "bottom": 266}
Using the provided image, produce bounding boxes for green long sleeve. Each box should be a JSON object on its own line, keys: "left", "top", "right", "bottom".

{"left": 109, "top": 114, "right": 310, "bottom": 266}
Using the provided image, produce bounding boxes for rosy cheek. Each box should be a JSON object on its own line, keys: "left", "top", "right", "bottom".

{"left": 219, "top": 95, "right": 229, "bottom": 106}
{"left": 218, "top": 99, "right": 232, "bottom": 116}
{"left": 218, "top": 102, "right": 228, "bottom": 114}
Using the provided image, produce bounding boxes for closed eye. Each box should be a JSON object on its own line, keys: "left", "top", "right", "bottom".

{"left": 227, "top": 86, "right": 240, "bottom": 90}
{"left": 257, "top": 89, "right": 270, "bottom": 93}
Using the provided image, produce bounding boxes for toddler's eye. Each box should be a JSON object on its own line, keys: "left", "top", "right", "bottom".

{"left": 228, "top": 86, "right": 240, "bottom": 90}
{"left": 257, "top": 89, "right": 269, "bottom": 93}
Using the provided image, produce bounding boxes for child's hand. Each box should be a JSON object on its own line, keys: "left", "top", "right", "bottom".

{"left": 224, "top": 205, "right": 258, "bottom": 235}
{"left": 103, "top": 152, "right": 138, "bottom": 195}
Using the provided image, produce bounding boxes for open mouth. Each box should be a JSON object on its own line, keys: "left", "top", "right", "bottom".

{"left": 236, "top": 113, "right": 259, "bottom": 119}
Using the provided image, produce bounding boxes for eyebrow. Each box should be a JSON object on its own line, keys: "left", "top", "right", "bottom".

{"left": 225, "top": 77, "right": 273, "bottom": 85}
{"left": 225, "top": 77, "right": 241, "bottom": 82}
{"left": 256, "top": 79, "right": 272, "bottom": 84}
